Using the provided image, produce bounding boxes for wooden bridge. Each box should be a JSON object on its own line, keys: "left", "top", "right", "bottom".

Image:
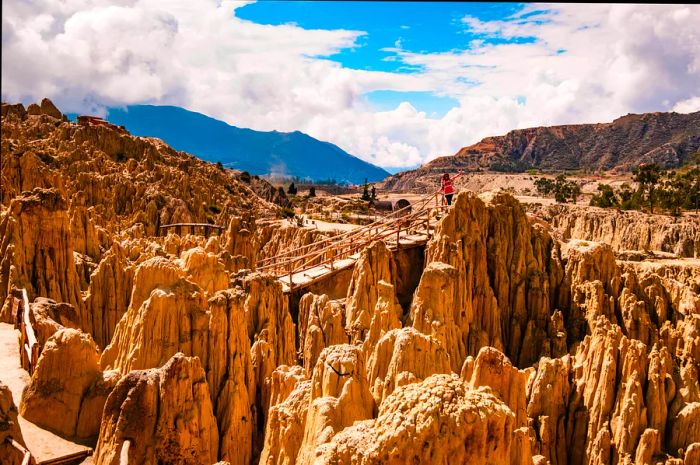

{"left": 256, "top": 192, "right": 449, "bottom": 293}
{"left": 159, "top": 223, "right": 223, "bottom": 237}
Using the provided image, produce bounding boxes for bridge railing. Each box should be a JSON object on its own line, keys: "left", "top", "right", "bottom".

{"left": 256, "top": 196, "right": 422, "bottom": 269}
{"left": 120, "top": 440, "right": 131, "bottom": 465}
{"left": 3, "top": 436, "right": 32, "bottom": 465}
{"left": 256, "top": 190, "right": 445, "bottom": 274}
{"left": 12, "top": 288, "right": 38, "bottom": 375}
{"left": 158, "top": 223, "right": 223, "bottom": 237}
{"left": 259, "top": 193, "right": 450, "bottom": 287}
{"left": 288, "top": 203, "right": 437, "bottom": 275}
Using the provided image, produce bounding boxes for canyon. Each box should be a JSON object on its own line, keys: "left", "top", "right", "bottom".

{"left": 1, "top": 99, "right": 699, "bottom": 465}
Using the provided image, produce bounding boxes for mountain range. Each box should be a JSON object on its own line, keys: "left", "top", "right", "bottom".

{"left": 383, "top": 111, "right": 700, "bottom": 191}
{"left": 103, "top": 105, "right": 389, "bottom": 184}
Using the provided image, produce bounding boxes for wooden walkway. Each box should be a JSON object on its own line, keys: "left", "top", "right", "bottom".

{"left": 0, "top": 322, "right": 93, "bottom": 464}
{"left": 257, "top": 192, "right": 448, "bottom": 293}
{"left": 158, "top": 223, "right": 223, "bottom": 237}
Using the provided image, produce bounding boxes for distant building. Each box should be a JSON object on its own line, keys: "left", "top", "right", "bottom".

{"left": 76, "top": 115, "right": 128, "bottom": 133}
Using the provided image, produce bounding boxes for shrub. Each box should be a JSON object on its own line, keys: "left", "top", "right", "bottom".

{"left": 535, "top": 175, "right": 581, "bottom": 204}
{"left": 590, "top": 184, "right": 618, "bottom": 208}
{"left": 279, "top": 207, "right": 295, "bottom": 218}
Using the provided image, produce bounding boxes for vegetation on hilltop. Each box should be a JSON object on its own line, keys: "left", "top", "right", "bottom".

{"left": 589, "top": 163, "right": 700, "bottom": 215}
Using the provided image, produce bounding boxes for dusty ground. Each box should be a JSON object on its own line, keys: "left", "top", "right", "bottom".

{"left": 0, "top": 323, "right": 93, "bottom": 463}
{"left": 378, "top": 171, "right": 635, "bottom": 198}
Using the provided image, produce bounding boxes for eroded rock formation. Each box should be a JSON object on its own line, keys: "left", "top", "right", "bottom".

{"left": 0, "top": 188, "right": 84, "bottom": 321}
{"left": 529, "top": 203, "right": 700, "bottom": 258}
{"left": 0, "top": 382, "right": 27, "bottom": 465}
{"left": 3, "top": 99, "right": 699, "bottom": 465}
{"left": 20, "top": 328, "right": 118, "bottom": 442}
{"left": 94, "top": 353, "right": 219, "bottom": 465}
{"left": 411, "top": 192, "right": 565, "bottom": 370}
{"left": 316, "top": 374, "right": 525, "bottom": 465}
{"left": 81, "top": 243, "right": 134, "bottom": 348}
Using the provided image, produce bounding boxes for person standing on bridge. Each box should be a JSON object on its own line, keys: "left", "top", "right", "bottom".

{"left": 440, "top": 170, "right": 464, "bottom": 206}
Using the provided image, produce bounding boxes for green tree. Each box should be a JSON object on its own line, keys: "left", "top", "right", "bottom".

{"left": 534, "top": 177, "right": 555, "bottom": 196}
{"left": 361, "top": 178, "right": 371, "bottom": 201}
{"left": 590, "top": 184, "right": 618, "bottom": 208}
{"left": 658, "top": 167, "right": 700, "bottom": 214}
{"left": 216, "top": 161, "right": 224, "bottom": 171}
{"left": 682, "top": 167, "right": 700, "bottom": 212}
{"left": 370, "top": 186, "right": 376, "bottom": 201}
{"left": 308, "top": 186, "right": 316, "bottom": 198}
{"left": 617, "top": 183, "right": 642, "bottom": 210}
{"left": 569, "top": 182, "right": 582, "bottom": 204}
{"left": 537, "top": 175, "right": 581, "bottom": 204}
{"left": 632, "top": 163, "right": 662, "bottom": 213}
{"left": 287, "top": 182, "right": 298, "bottom": 195}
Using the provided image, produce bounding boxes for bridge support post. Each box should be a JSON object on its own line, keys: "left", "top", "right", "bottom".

{"left": 426, "top": 210, "right": 430, "bottom": 238}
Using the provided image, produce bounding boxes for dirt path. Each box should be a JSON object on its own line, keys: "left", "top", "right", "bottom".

{"left": 0, "top": 322, "right": 92, "bottom": 464}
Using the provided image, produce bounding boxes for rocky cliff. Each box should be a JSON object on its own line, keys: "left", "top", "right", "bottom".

{"left": 0, "top": 382, "right": 27, "bottom": 465}
{"left": 528, "top": 203, "right": 700, "bottom": 258}
{"left": 383, "top": 111, "right": 700, "bottom": 191}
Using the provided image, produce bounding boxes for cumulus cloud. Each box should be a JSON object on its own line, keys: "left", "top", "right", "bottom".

{"left": 673, "top": 97, "right": 700, "bottom": 114}
{"left": 2, "top": 2, "right": 699, "bottom": 169}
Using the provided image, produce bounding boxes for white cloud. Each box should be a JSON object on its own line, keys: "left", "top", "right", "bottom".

{"left": 2, "top": 2, "right": 700, "bottom": 170}
{"left": 673, "top": 97, "right": 700, "bottom": 114}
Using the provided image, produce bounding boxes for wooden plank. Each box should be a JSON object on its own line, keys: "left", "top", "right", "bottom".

{"left": 119, "top": 440, "right": 131, "bottom": 465}
{"left": 20, "top": 289, "right": 38, "bottom": 374}
{"left": 5, "top": 437, "right": 32, "bottom": 465}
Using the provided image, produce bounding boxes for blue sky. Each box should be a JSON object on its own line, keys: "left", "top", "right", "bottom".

{"left": 3, "top": 2, "right": 700, "bottom": 169}
{"left": 236, "top": 1, "right": 533, "bottom": 118}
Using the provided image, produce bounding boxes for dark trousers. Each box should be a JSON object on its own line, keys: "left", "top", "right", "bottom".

{"left": 445, "top": 194, "right": 453, "bottom": 206}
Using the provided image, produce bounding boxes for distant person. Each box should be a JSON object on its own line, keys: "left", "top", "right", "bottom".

{"left": 440, "top": 170, "right": 464, "bottom": 206}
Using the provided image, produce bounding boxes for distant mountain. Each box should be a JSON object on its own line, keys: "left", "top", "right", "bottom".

{"left": 103, "top": 105, "right": 389, "bottom": 184}
{"left": 383, "top": 111, "right": 700, "bottom": 191}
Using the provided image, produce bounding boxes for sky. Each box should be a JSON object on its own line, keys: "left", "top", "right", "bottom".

{"left": 2, "top": 1, "right": 700, "bottom": 170}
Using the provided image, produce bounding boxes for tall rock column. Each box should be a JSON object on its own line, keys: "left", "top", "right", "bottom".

{"left": 296, "top": 344, "right": 375, "bottom": 465}
{"left": 207, "top": 289, "right": 256, "bottom": 465}
{"left": 0, "top": 188, "right": 83, "bottom": 321}
{"left": 412, "top": 192, "right": 564, "bottom": 371}
{"left": 94, "top": 353, "right": 219, "bottom": 465}
{"left": 345, "top": 241, "right": 401, "bottom": 345}
{"left": 81, "top": 242, "right": 134, "bottom": 349}
{"left": 100, "top": 257, "right": 209, "bottom": 373}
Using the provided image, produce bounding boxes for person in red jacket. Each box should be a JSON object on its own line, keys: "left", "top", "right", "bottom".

{"left": 440, "top": 170, "right": 464, "bottom": 206}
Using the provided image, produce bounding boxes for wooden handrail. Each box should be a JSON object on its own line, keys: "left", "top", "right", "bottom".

{"left": 4, "top": 436, "right": 32, "bottom": 465}
{"left": 41, "top": 449, "right": 94, "bottom": 465}
{"left": 270, "top": 207, "right": 431, "bottom": 276}
{"left": 158, "top": 223, "right": 223, "bottom": 238}
{"left": 14, "top": 289, "right": 38, "bottom": 375}
{"left": 159, "top": 223, "right": 224, "bottom": 229}
{"left": 120, "top": 439, "right": 131, "bottom": 465}
{"left": 261, "top": 198, "right": 445, "bottom": 284}
{"left": 257, "top": 191, "right": 440, "bottom": 267}
{"left": 257, "top": 191, "right": 442, "bottom": 271}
